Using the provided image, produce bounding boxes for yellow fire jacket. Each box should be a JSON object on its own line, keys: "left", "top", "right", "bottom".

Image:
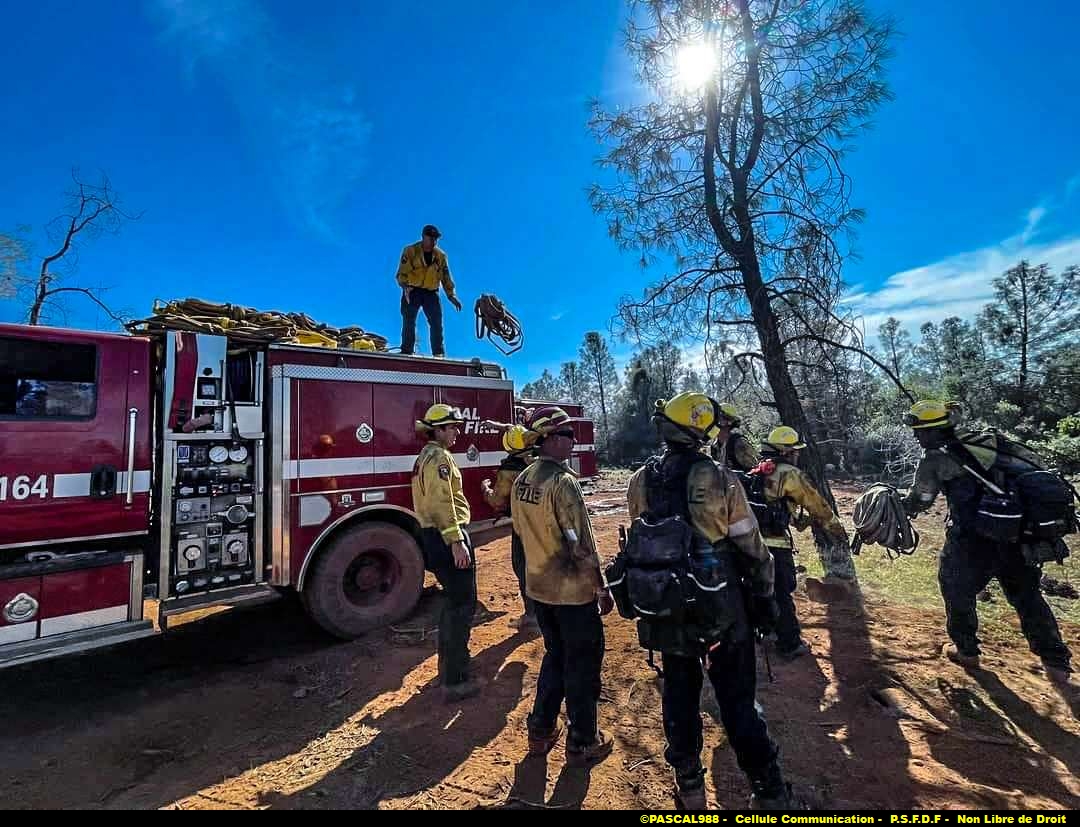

{"left": 510, "top": 457, "right": 602, "bottom": 605}
{"left": 760, "top": 461, "right": 847, "bottom": 549}
{"left": 396, "top": 241, "right": 457, "bottom": 295}
{"left": 411, "top": 441, "right": 470, "bottom": 543}
{"left": 627, "top": 453, "right": 775, "bottom": 597}
{"left": 711, "top": 432, "right": 760, "bottom": 471}
{"left": 482, "top": 453, "right": 531, "bottom": 517}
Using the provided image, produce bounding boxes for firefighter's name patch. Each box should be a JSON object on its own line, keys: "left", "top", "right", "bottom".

{"left": 515, "top": 481, "right": 543, "bottom": 505}
{"left": 438, "top": 464, "right": 451, "bottom": 481}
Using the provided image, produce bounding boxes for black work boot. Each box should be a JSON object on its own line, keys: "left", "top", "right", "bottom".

{"left": 748, "top": 761, "right": 792, "bottom": 809}
{"left": 675, "top": 784, "right": 708, "bottom": 810}
{"left": 674, "top": 768, "right": 708, "bottom": 811}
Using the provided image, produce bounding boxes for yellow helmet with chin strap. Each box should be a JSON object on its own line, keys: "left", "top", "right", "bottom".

{"left": 903, "top": 399, "right": 954, "bottom": 430}
{"left": 763, "top": 425, "right": 806, "bottom": 451}
{"left": 655, "top": 392, "right": 724, "bottom": 443}
{"left": 415, "top": 403, "right": 466, "bottom": 433}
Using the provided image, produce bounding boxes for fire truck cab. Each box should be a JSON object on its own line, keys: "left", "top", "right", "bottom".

{"left": 0, "top": 322, "right": 597, "bottom": 667}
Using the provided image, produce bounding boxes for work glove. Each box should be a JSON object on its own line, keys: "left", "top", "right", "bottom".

{"left": 596, "top": 588, "right": 615, "bottom": 616}
{"left": 448, "top": 295, "right": 462, "bottom": 311}
{"left": 749, "top": 594, "right": 779, "bottom": 638}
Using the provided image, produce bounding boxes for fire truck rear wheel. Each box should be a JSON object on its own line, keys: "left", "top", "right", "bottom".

{"left": 303, "top": 521, "right": 425, "bottom": 639}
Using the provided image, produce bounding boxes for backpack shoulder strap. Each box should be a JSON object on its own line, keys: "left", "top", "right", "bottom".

{"left": 944, "top": 440, "right": 1007, "bottom": 496}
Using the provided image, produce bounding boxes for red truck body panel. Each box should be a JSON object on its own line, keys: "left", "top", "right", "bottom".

{"left": 0, "top": 324, "right": 599, "bottom": 666}
{"left": 0, "top": 324, "right": 153, "bottom": 550}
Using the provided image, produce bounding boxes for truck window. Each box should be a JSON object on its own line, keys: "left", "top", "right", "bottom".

{"left": 0, "top": 336, "right": 97, "bottom": 419}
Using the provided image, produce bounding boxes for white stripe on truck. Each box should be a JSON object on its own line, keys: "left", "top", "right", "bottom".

{"left": 284, "top": 452, "right": 507, "bottom": 480}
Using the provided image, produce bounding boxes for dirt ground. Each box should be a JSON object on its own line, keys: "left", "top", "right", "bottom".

{"left": 1, "top": 478, "right": 1078, "bottom": 811}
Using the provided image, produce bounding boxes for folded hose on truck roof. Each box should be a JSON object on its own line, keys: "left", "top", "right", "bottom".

{"left": 126, "top": 298, "right": 388, "bottom": 351}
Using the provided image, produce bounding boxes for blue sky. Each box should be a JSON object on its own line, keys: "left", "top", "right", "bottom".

{"left": 1, "top": 0, "right": 1078, "bottom": 387}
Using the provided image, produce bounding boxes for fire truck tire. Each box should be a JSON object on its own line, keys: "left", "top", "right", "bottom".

{"left": 302, "top": 521, "right": 425, "bottom": 639}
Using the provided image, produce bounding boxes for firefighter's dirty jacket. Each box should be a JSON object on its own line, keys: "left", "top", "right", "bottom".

{"left": 396, "top": 242, "right": 457, "bottom": 295}
{"left": 510, "top": 457, "right": 601, "bottom": 605}
{"left": 482, "top": 453, "right": 531, "bottom": 517}
{"left": 412, "top": 441, "right": 470, "bottom": 544}
{"left": 761, "top": 460, "right": 847, "bottom": 550}
{"left": 712, "top": 431, "right": 760, "bottom": 472}
{"left": 627, "top": 454, "right": 775, "bottom": 597}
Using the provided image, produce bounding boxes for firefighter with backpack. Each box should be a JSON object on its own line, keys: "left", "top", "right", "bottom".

{"left": 744, "top": 426, "right": 850, "bottom": 660}
{"left": 482, "top": 424, "right": 539, "bottom": 632}
{"left": 708, "top": 403, "right": 759, "bottom": 472}
{"left": 614, "top": 393, "right": 792, "bottom": 811}
{"left": 901, "top": 400, "right": 1075, "bottom": 688}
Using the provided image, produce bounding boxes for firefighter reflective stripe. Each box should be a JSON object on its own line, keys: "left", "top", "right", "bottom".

{"left": 283, "top": 452, "right": 506, "bottom": 480}
{"left": 49, "top": 471, "right": 152, "bottom": 499}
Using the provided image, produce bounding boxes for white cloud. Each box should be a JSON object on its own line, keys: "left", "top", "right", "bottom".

{"left": 856, "top": 233, "right": 1080, "bottom": 335}
{"left": 1021, "top": 205, "right": 1048, "bottom": 243}
{"left": 148, "top": 0, "right": 369, "bottom": 241}
{"left": 550, "top": 311, "right": 566, "bottom": 321}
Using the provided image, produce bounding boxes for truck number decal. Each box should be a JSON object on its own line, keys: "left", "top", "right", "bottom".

{"left": 0, "top": 475, "right": 49, "bottom": 501}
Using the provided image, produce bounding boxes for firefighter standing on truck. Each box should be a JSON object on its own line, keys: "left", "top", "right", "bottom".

{"left": 397, "top": 224, "right": 462, "bottom": 358}
{"left": 900, "top": 400, "right": 1074, "bottom": 688}
{"left": 751, "top": 426, "right": 849, "bottom": 661}
{"left": 412, "top": 403, "right": 481, "bottom": 703}
{"left": 709, "top": 403, "right": 759, "bottom": 472}
{"left": 481, "top": 424, "right": 539, "bottom": 632}
{"left": 622, "top": 393, "right": 791, "bottom": 811}
{"left": 511, "top": 406, "right": 615, "bottom": 767}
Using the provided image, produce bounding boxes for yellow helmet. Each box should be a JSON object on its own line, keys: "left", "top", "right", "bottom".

{"left": 502, "top": 424, "right": 533, "bottom": 453}
{"left": 903, "top": 399, "right": 953, "bottom": 430}
{"left": 763, "top": 425, "right": 806, "bottom": 451}
{"left": 416, "top": 403, "right": 466, "bottom": 432}
{"left": 656, "top": 392, "right": 723, "bottom": 442}
{"left": 717, "top": 402, "right": 741, "bottom": 428}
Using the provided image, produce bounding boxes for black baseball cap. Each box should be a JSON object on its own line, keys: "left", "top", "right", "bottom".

{"left": 422, "top": 224, "right": 441, "bottom": 238}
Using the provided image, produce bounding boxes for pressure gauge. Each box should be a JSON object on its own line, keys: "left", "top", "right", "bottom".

{"left": 209, "top": 445, "right": 229, "bottom": 464}
{"left": 228, "top": 445, "right": 249, "bottom": 463}
{"left": 227, "top": 540, "right": 245, "bottom": 556}
{"left": 178, "top": 501, "right": 192, "bottom": 513}
{"left": 225, "top": 504, "right": 250, "bottom": 525}
{"left": 183, "top": 545, "right": 202, "bottom": 562}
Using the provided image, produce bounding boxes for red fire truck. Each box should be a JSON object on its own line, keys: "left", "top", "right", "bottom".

{"left": 0, "top": 322, "right": 597, "bottom": 667}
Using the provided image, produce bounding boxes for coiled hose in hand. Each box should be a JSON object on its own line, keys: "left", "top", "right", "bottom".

{"left": 851, "top": 483, "right": 920, "bottom": 559}
{"left": 474, "top": 294, "right": 524, "bottom": 355}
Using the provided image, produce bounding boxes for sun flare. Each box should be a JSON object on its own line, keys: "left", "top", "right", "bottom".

{"left": 675, "top": 42, "right": 716, "bottom": 90}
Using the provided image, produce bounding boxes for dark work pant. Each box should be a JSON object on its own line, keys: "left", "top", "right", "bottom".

{"left": 662, "top": 632, "right": 778, "bottom": 791}
{"left": 509, "top": 531, "right": 535, "bottom": 617}
{"left": 770, "top": 547, "right": 802, "bottom": 652}
{"left": 422, "top": 528, "right": 477, "bottom": 685}
{"left": 401, "top": 287, "right": 444, "bottom": 355}
{"left": 938, "top": 529, "right": 1071, "bottom": 669}
{"left": 528, "top": 600, "right": 605, "bottom": 747}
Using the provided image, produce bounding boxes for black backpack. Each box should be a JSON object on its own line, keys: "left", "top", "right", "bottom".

{"left": 947, "top": 435, "right": 1078, "bottom": 551}
{"left": 606, "top": 453, "right": 738, "bottom": 633}
{"left": 736, "top": 466, "right": 791, "bottom": 536}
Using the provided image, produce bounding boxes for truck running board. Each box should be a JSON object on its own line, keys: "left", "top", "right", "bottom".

{"left": 158, "top": 583, "right": 281, "bottom": 631}
{"left": 0, "top": 619, "right": 156, "bottom": 670}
